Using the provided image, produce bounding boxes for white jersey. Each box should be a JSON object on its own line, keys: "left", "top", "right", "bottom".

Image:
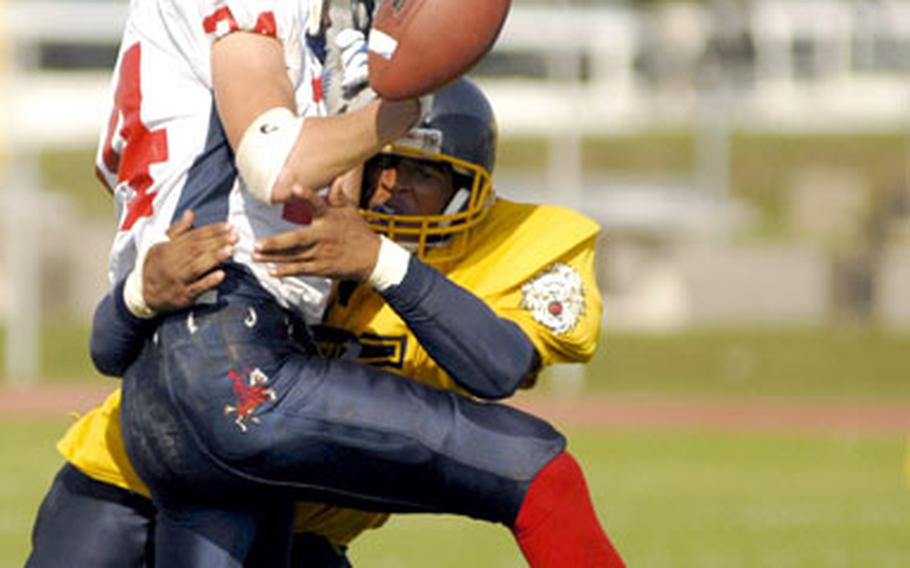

{"left": 95, "top": 0, "right": 331, "bottom": 323}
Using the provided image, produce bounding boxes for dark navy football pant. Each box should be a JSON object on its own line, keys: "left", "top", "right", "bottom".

{"left": 120, "top": 299, "right": 566, "bottom": 566}
{"left": 27, "top": 463, "right": 156, "bottom": 568}
{"left": 27, "top": 463, "right": 351, "bottom": 567}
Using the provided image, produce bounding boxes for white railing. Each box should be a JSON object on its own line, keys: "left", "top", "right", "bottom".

{"left": 3, "top": 0, "right": 909, "bottom": 143}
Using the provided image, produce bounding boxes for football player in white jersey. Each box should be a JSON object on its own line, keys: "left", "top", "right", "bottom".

{"left": 95, "top": 0, "right": 415, "bottom": 324}
{"left": 84, "top": 2, "right": 622, "bottom": 566}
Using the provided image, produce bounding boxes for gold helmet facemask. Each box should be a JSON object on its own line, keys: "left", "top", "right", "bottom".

{"left": 360, "top": 144, "right": 493, "bottom": 264}
{"left": 358, "top": 79, "right": 498, "bottom": 264}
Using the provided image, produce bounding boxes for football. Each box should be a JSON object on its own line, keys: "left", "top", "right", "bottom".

{"left": 367, "top": 0, "right": 511, "bottom": 100}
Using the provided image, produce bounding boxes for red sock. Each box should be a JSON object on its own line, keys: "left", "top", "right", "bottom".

{"left": 512, "top": 451, "right": 626, "bottom": 567}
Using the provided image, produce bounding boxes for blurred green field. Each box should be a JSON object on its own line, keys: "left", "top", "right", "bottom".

{"left": 3, "top": 323, "right": 908, "bottom": 564}
{"left": 3, "top": 421, "right": 908, "bottom": 568}
{"left": 4, "top": 324, "right": 909, "bottom": 401}
{"left": 585, "top": 326, "right": 910, "bottom": 401}
{"left": 0, "top": 419, "right": 69, "bottom": 568}
{"left": 350, "top": 429, "right": 910, "bottom": 567}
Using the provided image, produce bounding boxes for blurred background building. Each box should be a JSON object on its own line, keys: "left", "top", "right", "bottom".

{"left": 0, "top": 0, "right": 909, "bottom": 381}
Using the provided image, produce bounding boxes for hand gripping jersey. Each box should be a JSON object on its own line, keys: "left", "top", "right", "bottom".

{"left": 58, "top": 198, "right": 603, "bottom": 544}
{"left": 95, "top": 0, "right": 331, "bottom": 323}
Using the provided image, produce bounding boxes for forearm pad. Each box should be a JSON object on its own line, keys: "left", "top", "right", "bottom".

{"left": 380, "top": 257, "right": 537, "bottom": 400}
{"left": 90, "top": 279, "right": 157, "bottom": 377}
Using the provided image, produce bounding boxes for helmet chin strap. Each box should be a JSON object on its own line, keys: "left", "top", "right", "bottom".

{"left": 441, "top": 188, "right": 470, "bottom": 217}
{"left": 419, "top": 187, "right": 471, "bottom": 250}
{"left": 369, "top": 186, "right": 472, "bottom": 253}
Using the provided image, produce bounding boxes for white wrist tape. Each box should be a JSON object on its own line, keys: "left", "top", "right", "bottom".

{"left": 368, "top": 236, "right": 411, "bottom": 291}
{"left": 236, "top": 107, "right": 303, "bottom": 204}
{"left": 123, "top": 236, "right": 168, "bottom": 319}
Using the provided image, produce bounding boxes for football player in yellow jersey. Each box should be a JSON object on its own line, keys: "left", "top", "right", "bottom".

{"left": 30, "top": 79, "right": 620, "bottom": 567}
{"left": 280, "top": 83, "right": 603, "bottom": 552}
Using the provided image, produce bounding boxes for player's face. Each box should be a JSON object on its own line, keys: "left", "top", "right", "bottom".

{"left": 365, "top": 157, "right": 455, "bottom": 215}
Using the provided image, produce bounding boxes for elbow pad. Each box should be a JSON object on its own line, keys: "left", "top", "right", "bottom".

{"left": 236, "top": 107, "right": 303, "bottom": 203}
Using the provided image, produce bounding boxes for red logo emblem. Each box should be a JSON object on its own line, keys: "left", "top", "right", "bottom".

{"left": 224, "top": 368, "right": 277, "bottom": 432}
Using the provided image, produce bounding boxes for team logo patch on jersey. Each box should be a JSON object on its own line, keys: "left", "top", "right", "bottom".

{"left": 225, "top": 368, "right": 277, "bottom": 432}
{"left": 521, "top": 263, "right": 585, "bottom": 335}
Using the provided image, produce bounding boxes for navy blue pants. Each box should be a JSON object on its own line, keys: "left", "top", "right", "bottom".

{"left": 27, "top": 463, "right": 155, "bottom": 568}
{"left": 27, "top": 464, "right": 352, "bottom": 567}
{"left": 120, "top": 300, "right": 565, "bottom": 565}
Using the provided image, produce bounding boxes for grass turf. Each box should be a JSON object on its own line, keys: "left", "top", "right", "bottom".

{"left": 349, "top": 429, "right": 910, "bottom": 567}
{"left": 0, "top": 419, "right": 69, "bottom": 568}
{"left": 583, "top": 326, "right": 910, "bottom": 401}
{"left": 4, "top": 324, "right": 910, "bottom": 401}
{"left": 2, "top": 420, "right": 907, "bottom": 567}
{"left": 2, "top": 325, "right": 908, "bottom": 565}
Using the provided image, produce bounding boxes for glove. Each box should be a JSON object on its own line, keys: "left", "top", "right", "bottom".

{"left": 336, "top": 28, "right": 370, "bottom": 99}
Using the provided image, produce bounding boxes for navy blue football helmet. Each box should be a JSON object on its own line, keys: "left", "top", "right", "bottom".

{"left": 360, "top": 78, "right": 498, "bottom": 262}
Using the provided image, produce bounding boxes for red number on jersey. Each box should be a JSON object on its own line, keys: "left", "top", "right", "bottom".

{"left": 203, "top": 7, "right": 275, "bottom": 38}
{"left": 202, "top": 6, "right": 239, "bottom": 36}
{"left": 100, "top": 43, "right": 169, "bottom": 231}
{"left": 253, "top": 12, "right": 277, "bottom": 36}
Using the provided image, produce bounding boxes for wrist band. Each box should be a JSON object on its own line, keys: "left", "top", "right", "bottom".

{"left": 123, "top": 236, "right": 169, "bottom": 319}
{"left": 236, "top": 107, "right": 304, "bottom": 203}
{"left": 367, "top": 236, "right": 411, "bottom": 291}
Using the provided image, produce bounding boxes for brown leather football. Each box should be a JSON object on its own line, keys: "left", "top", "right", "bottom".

{"left": 367, "top": 0, "right": 511, "bottom": 100}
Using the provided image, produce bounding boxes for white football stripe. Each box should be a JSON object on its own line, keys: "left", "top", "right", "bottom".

{"left": 368, "top": 29, "right": 399, "bottom": 60}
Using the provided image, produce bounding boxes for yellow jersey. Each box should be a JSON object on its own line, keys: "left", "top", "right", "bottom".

{"left": 58, "top": 199, "right": 603, "bottom": 545}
